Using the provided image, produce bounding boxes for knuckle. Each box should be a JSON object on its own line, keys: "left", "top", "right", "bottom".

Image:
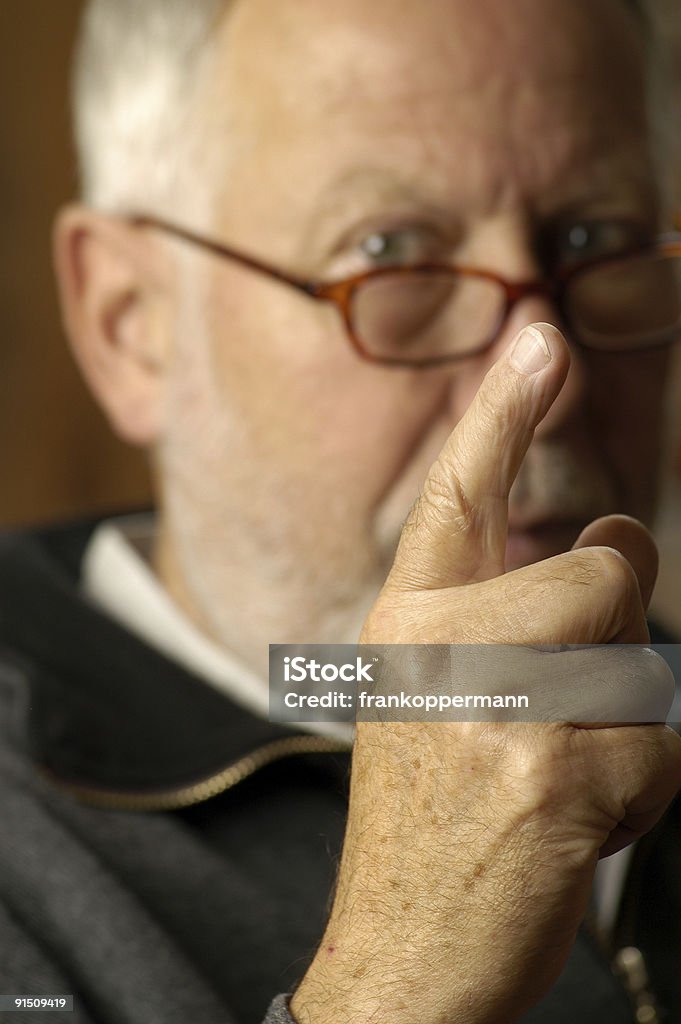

{"left": 591, "top": 545, "right": 639, "bottom": 599}
{"left": 360, "top": 596, "right": 417, "bottom": 644}
{"left": 361, "top": 591, "right": 452, "bottom": 644}
{"left": 419, "top": 470, "right": 478, "bottom": 537}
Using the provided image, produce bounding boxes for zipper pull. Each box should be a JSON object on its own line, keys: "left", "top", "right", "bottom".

{"left": 613, "top": 946, "right": 659, "bottom": 1023}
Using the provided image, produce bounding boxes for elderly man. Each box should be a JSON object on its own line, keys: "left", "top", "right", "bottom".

{"left": 1, "top": 0, "right": 681, "bottom": 1021}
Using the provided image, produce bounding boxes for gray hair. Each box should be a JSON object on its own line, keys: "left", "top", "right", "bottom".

{"left": 73, "top": 0, "right": 228, "bottom": 215}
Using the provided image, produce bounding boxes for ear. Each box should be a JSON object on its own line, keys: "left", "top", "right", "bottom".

{"left": 53, "top": 205, "right": 172, "bottom": 446}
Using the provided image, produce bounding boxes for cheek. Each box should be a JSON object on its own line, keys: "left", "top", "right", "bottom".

{"left": 202, "top": 277, "right": 455, "bottom": 495}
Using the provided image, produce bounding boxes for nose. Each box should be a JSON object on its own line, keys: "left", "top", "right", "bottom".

{"left": 497, "top": 293, "right": 590, "bottom": 439}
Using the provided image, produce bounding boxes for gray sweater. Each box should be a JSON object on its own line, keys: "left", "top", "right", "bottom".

{"left": 0, "top": 523, "right": 639, "bottom": 1023}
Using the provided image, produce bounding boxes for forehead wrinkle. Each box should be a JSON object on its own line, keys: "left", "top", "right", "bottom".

{"left": 228, "top": 15, "right": 644, "bottom": 143}
{"left": 216, "top": 0, "right": 654, "bottom": 248}
{"left": 223, "top": 0, "right": 540, "bottom": 145}
{"left": 296, "top": 88, "right": 653, "bottom": 229}
{"left": 225, "top": 0, "right": 643, "bottom": 117}
{"left": 462, "top": 83, "right": 651, "bottom": 216}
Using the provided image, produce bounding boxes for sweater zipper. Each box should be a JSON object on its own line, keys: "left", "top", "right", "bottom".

{"left": 39, "top": 734, "right": 352, "bottom": 812}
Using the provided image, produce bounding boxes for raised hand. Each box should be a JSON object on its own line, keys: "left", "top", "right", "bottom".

{"left": 292, "top": 324, "right": 681, "bottom": 1024}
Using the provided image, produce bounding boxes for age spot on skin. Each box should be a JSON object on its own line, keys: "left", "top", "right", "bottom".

{"left": 463, "top": 862, "right": 487, "bottom": 890}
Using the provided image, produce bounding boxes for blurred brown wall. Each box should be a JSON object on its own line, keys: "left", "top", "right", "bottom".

{"left": 0, "top": 0, "right": 152, "bottom": 528}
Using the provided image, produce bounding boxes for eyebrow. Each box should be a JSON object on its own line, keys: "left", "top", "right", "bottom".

{"left": 293, "top": 148, "right": 660, "bottom": 266}
{"left": 296, "top": 166, "right": 460, "bottom": 254}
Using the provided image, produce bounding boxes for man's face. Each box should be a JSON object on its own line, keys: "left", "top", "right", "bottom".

{"left": 154, "top": 0, "right": 669, "bottom": 665}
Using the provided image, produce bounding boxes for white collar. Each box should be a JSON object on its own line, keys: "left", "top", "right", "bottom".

{"left": 82, "top": 514, "right": 270, "bottom": 715}
{"left": 81, "top": 514, "right": 352, "bottom": 742}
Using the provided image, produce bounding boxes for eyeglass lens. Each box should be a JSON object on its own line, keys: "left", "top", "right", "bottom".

{"left": 351, "top": 251, "right": 681, "bottom": 361}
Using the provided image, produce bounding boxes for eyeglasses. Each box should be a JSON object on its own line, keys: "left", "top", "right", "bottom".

{"left": 129, "top": 214, "right": 681, "bottom": 369}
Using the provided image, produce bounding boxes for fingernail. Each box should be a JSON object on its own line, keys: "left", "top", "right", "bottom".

{"left": 509, "top": 325, "right": 551, "bottom": 375}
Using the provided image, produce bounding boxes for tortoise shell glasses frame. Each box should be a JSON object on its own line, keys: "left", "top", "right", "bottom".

{"left": 127, "top": 214, "right": 681, "bottom": 369}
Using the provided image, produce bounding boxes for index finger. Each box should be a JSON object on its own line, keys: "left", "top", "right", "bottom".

{"left": 388, "top": 323, "right": 570, "bottom": 591}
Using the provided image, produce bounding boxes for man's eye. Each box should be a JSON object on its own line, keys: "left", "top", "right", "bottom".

{"left": 359, "top": 229, "right": 433, "bottom": 266}
{"left": 557, "top": 221, "right": 648, "bottom": 267}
